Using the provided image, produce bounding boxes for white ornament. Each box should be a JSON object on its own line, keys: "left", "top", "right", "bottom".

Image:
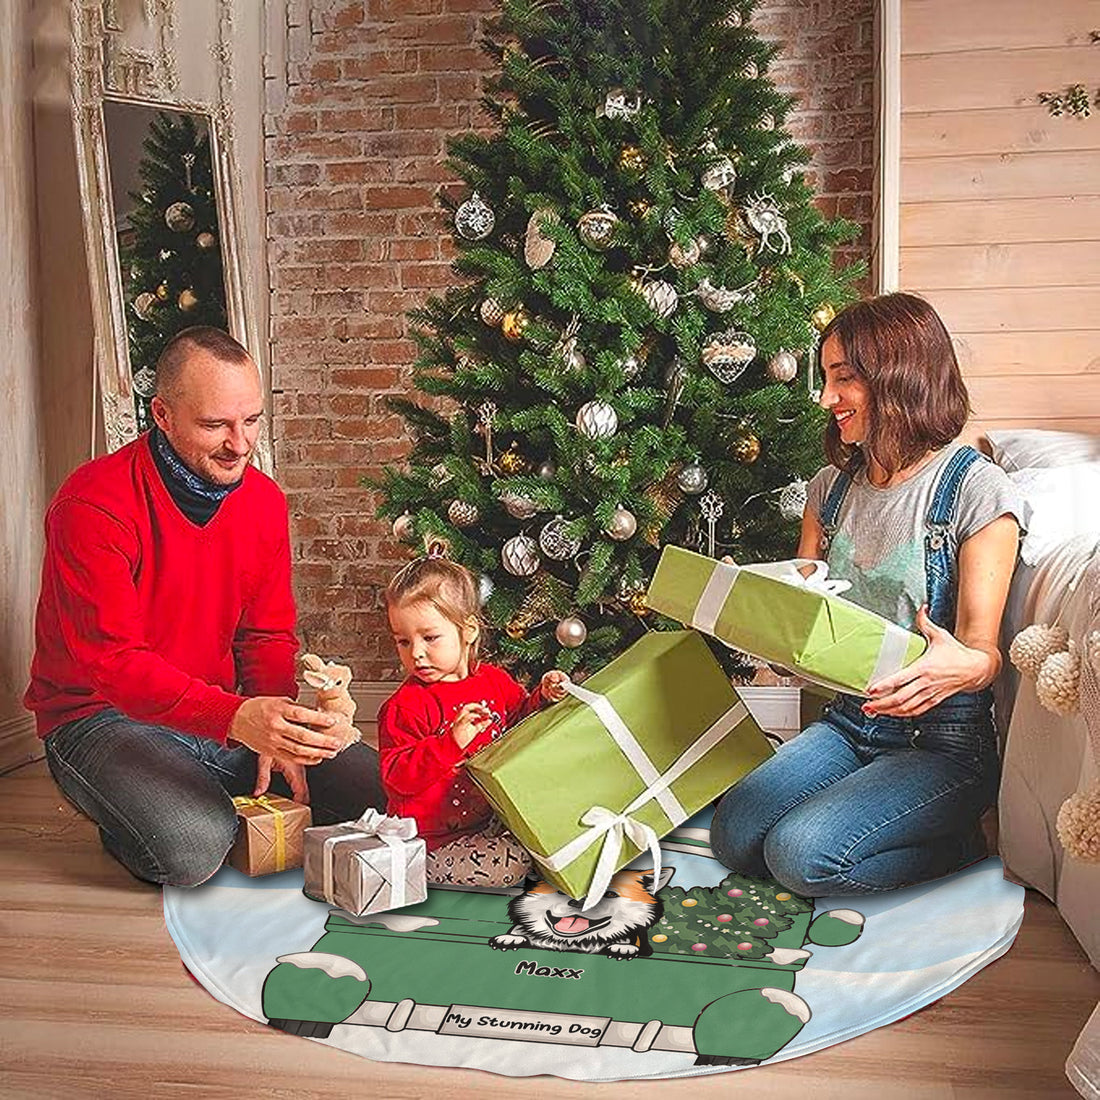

{"left": 478, "top": 574, "right": 494, "bottom": 605}
{"left": 778, "top": 479, "right": 808, "bottom": 521}
{"left": 578, "top": 207, "right": 619, "bottom": 251}
{"left": 555, "top": 616, "right": 588, "bottom": 648}
{"left": 606, "top": 507, "right": 637, "bottom": 541}
{"left": 701, "top": 155, "right": 738, "bottom": 198}
{"left": 133, "top": 292, "right": 157, "bottom": 321}
{"left": 480, "top": 298, "right": 505, "bottom": 326}
{"left": 447, "top": 500, "right": 479, "bottom": 527}
{"left": 502, "top": 534, "right": 540, "bottom": 576}
{"left": 501, "top": 491, "right": 538, "bottom": 520}
{"left": 1036, "top": 643, "right": 1080, "bottom": 716}
{"left": 430, "top": 462, "right": 453, "bottom": 488}
{"left": 702, "top": 329, "right": 758, "bottom": 384}
{"left": 617, "top": 352, "right": 643, "bottom": 380}
{"left": 454, "top": 191, "right": 495, "bottom": 241}
{"left": 536, "top": 460, "right": 557, "bottom": 480}
{"left": 1009, "top": 623, "right": 1070, "bottom": 679}
{"left": 744, "top": 191, "right": 792, "bottom": 254}
{"left": 524, "top": 208, "right": 559, "bottom": 268}
{"left": 575, "top": 400, "right": 619, "bottom": 440}
{"left": 392, "top": 514, "right": 414, "bottom": 541}
{"left": 695, "top": 277, "right": 757, "bottom": 313}
{"left": 131, "top": 367, "right": 158, "bottom": 398}
{"left": 767, "top": 349, "right": 799, "bottom": 383}
{"left": 599, "top": 87, "right": 643, "bottom": 119}
{"left": 677, "top": 462, "right": 708, "bottom": 495}
{"left": 640, "top": 279, "right": 679, "bottom": 319}
{"left": 539, "top": 516, "right": 581, "bottom": 561}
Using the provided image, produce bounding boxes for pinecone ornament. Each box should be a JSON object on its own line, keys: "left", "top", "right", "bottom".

{"left": 1009, "top": 623, "right": 1069, "bottom": 679}
{"left": 1035, "top": 642, "right": 1080, "bottom": 716}
{"left": 1056, "top": 784, "right": 1100, "bottom": 863}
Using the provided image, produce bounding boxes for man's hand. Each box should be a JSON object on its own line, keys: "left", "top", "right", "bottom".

{"left": 451, "top": 702, "right": 494, "bottom": 749}
{"left": 229, "top": 696, "right": 344, "bottom": 767}
{"left": 254, "top": 754, "right": 310, "bottom": 804}
{"left": 540, "top": 669, "right": 572, "bottom": 703}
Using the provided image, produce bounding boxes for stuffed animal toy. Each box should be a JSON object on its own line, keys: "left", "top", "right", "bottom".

{"left": 302, "top": 653, "right": 360, "bottom": 748}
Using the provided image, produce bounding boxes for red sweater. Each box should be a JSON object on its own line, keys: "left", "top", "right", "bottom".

{"left": 24, "top": 435, "right": 298, "bottom": 741}
{"left": 378, "top": 663, "right": 543, "bottom": 848}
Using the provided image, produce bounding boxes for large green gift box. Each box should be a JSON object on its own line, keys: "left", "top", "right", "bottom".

{"left": 648, "top": 546, "right": 927, "bottom": 696}
{"left": 467, "top": 630, "right": 772, "bottom": 906}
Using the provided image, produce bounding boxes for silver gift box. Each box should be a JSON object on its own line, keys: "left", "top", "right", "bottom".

{"left": 303, "top": 820, "right": 427, "bottom": 916}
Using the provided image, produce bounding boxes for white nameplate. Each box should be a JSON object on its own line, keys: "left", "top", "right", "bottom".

{"left": 437, "top": 1004, "right": 610, "bottom": 1045}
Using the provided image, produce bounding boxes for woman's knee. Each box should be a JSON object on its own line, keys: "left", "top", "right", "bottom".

{"left": 762, "top": 816, "right": 849, "bottom": 897}
{"left": 710, "top": 786, "right": 769, "bottom": 875}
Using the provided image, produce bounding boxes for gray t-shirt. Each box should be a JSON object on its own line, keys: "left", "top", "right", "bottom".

{"left": 805, "top": 443, "right": 1026, "bottom": 630}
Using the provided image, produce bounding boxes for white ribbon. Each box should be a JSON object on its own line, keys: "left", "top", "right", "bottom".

{"left": 539, "top": 687, "right": 748, "bottom": 911}
{"left": 322, "top": 808, "right": 418, "bottom": 912}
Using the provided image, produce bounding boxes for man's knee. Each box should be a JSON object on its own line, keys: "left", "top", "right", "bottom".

{"left": 104, "top": 806, "right": 238, "bottom": 888}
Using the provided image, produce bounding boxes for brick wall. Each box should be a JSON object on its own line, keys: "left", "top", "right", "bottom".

{"left": 265, "top": 0, "right": 874, "bottom": 682}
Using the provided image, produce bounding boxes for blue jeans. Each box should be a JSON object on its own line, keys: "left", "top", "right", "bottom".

{"left": 711, "top": 692, "right": 1000, "bottom": 896}
{"left": 45, "top": 708, "right": 385, "bottom": 888}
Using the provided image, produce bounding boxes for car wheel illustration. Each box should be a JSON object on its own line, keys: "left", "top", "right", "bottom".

{"left": 261, "top": 951, "right": 371, "bottom": 1034}
{"left": 267, "top": 1018, "right": 336, "bottom": 1038}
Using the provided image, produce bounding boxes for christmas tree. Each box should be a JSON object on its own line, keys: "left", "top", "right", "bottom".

{"left": 375, "top": 0, "right": 862, "bottom": 680}
{"left": 120, "top": 111, "right": 228, "bottom": 430}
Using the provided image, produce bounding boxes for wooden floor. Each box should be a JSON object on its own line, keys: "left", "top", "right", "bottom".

{"left": 1, "top": 758, "right": 1097, "bottom": 1100}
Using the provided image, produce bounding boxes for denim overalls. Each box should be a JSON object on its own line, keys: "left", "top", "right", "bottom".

{"left": 711, "top": 446, "right": 1001, "bottom": 896}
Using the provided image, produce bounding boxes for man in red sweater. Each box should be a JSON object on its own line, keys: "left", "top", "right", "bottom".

{"left": 25, "top": 328, "right": 383, "bottom": 886}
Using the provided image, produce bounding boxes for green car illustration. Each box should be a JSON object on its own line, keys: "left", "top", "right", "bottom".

{"left": 262, "top": 832, "right": 865, "bottom": 1065}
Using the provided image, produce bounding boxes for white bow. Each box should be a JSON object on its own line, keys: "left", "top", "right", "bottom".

{"left": 574, "top": 807, "right": 663, "bottom": 913}
{"left": 743, "top": 558, "right": 852, "bottom": 596}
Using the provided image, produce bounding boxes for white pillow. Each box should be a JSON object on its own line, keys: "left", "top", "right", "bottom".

{"left": 1009, "top": 462, "right": 1100, "bottom": 565}
{"left": 986, "top": 428, "right": 1100, "bottom": 472}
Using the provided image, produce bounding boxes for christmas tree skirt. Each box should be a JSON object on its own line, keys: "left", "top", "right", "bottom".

{"left": 164, "top": 812, "right": 1024, "bottom": 1082}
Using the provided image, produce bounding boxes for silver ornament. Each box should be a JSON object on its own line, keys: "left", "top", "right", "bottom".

{"left": 743, "top": 191, "right": 792, "bottom": 253}
{"left": 524, "top": 208, "right": 559, "bottom": 268}
{"left": 430, "top": 462, "right": 453, "bottom": 488}
{"left": 478, "top": 574, "right": 494, "bottom": 606}
{"left": 778, "top": 479, "right": 808, "bottom": 521}
{"left": 539, "top": 516, "right": 581, "bottom": 560}
{"left": 640, "top": 279, "right": 679, "bottom": 319}
{"left": 447, "top": 500, "right": 479, "bottom": 527}
{"left": 575, "top": 400, "right": 618, "bottom": 440}
{"left": 502, "top": 534, "right": 540, "bottom": 576}
{"left": 555, "top": 615, "right": 588, "bottom": 648}
{"left": 480, "top": 298, "right": 505, "bottom": 326}
{"left": 501, "top": 491, "right": 538, "bottom": 520}
{"left": 702, "top": 329, "right": 757, "bottom": 384}
{"left": 668, "top": 238, "right": 702, "bottom": 269}
{"left": 578, "top": 207, "right": 619, "bottom": 251}
{"left": 606, "top": 506, "right": 637, "bottom": 541}
{"left": 677, "top": 462, "right": 708, "bottom": 495}
{"left": 165, "top": 201, "right": 195, "bottom": 232}
{"left": 536, "top": 460, "right": 557, "bottom": 480}
{"left": 767, "top": 349, "right": 799, "bottom": 383}
{"left": 701, "top": 156, "right": 737, "bottom": 198}
{"left": 131, "top": 366, "right": 158, "bottom": 398}
{"left": 392, "top": 514, "right": 414, "bottom": 541}
{"left": 599, "top": 87, "right": 643, "bottom": 119}
{"left": 695, "top": 276, "right": 756, "bottom": 313}
{"left": 133, "top": 292, "right": 157, "bottom": 321}
{"left": 454, "top": 191, "right": 496, "bottom": 241}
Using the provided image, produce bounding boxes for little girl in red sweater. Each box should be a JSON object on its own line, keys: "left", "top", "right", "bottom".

{"left": 378, "top": 548, "right": 569, "bottom": 887}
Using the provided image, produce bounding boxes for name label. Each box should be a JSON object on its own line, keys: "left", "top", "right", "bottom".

{"left": 438, "top": 1004, "right": 610, "bottom": 1045}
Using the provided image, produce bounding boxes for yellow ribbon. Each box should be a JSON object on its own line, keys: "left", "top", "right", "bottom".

{"left": 233, "top": 795, "right": 288, "bottom": 872}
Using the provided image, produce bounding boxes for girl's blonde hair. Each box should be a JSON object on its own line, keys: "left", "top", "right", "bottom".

{"left": 384, "top": 545, "right": 485, "bottom": 671}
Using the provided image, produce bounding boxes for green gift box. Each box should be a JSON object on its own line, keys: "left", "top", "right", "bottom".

{"left": 466, "top": 630, "right": 773, "bottom": 907}
{"left": 648, "top": 546, "right": 927, "bottom": 697}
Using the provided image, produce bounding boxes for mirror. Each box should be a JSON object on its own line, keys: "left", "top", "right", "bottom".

{"left": 71, "top": 0, "right": 270, "bottom": 468}
{"left": 103, "top": 101, "right": 229, "bottom": 431}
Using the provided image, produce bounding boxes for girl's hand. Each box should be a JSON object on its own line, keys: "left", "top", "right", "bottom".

{"left": 451, "top": 702, "right": 494, "bottom": 748}
{"left": 862, "top": 605, "right": 993, "bottom": 718}
{"left": 541, "top": 670, "right": 572, "bottom": 703}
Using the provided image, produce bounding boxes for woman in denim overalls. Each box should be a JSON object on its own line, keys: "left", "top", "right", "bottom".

{"left": 711, "top": 294, "right": 1023, "bottom": 896}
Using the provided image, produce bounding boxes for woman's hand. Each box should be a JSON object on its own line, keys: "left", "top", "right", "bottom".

{"left": 451, "top": 702, "right": 494, "bottom": 749}
{"left": 541, "top": 670, "right": 572, "bottom": 703}
{"left": 862, "top": 605, "right": 995, "bottom": 717}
